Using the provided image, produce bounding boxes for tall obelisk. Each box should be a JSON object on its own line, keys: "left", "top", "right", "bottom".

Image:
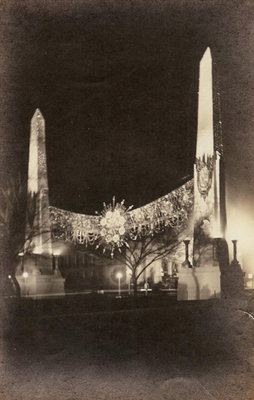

{"left": 16, "top": 109, "right": 65, "bottom": 296}
{"left": 193, "top": 47, "right": 221, "bottom": 267}
{"left": 177, "top": 47, "right": 222, "bottom": 300}
{"left": 25, "top": 109, "right": 52, "bottom": 268}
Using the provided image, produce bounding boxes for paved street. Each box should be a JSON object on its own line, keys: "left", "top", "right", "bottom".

{"left": 0, "top": 296, "right": 254, "bottom": 400}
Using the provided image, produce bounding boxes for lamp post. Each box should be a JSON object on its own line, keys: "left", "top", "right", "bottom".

{"left": 18, "top": 251, "right": 25, "bottom": 273}
{"left": 53, "top": 254, "right": 59, "bottom": 275}
{"left": 116, "top": 272, "right": 123, "bottom": 298}
{"left": 53, "top": 250, "right": 61, "bottom": 275}
{"left": 183, "top": 239, "right": 192, "bottom": 268}
{"left": 232, "top": 240, "right": 239, "bottom": 264}
{"left": 22, "top": 271, "right": 29, "bottom": 296}
{"left": 144, "top": 280, "right": 149, "bottom": 296}
{"left": 229, "top": 239, "right": 244, "bottom": 296}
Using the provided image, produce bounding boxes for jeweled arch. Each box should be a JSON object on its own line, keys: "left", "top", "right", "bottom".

{"left": 16, "top": 47, "right": 227, "bottom": 299}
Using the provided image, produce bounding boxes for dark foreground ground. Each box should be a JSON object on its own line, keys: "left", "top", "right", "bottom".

{"left": 0, "top": 293, "right": 254, "bottom": 400}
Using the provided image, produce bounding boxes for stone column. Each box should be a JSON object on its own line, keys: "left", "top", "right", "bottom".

{"left": 178, "top": 48, "right": 221, "bottom": 300}
{"left": 193, "top": 47, "right": 220, "bottom": 267}
{"left": 16, "top": 109, "right": 65, "bottom": 297}
{"left": 25, "top": 109, "right": 52, "bottom": 260}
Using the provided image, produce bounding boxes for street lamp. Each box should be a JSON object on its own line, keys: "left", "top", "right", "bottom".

{"left": 53, "top": 254, "right": 59, "bottom": 274}
{"left": 18, "top": 251, "right": 25, "bottom": 273}
{"left": 22, "top": 271, "right": 29, "bottom": 296}
{"left": 116, "top": 272, "right": 123, "bottom": 298}
{"left": 232, "top": 240, "right": 239, "bottom": 264}
{"left": 53, "top": 249, "right": 62, "bottom": 274}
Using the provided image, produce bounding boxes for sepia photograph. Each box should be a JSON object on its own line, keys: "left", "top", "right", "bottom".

{"left": 0, "top": 0, "right": 254, "bottom": 399}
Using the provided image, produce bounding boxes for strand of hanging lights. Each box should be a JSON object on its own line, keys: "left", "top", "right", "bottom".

{"left": 50, "top": 180, "right": 193, "bottom": 257}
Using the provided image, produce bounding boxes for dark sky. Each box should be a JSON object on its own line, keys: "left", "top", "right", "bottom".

{"left": 1, "top": 0, "right": 254, "bottom": 224}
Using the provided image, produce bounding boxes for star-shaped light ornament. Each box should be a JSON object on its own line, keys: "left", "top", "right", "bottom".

{"left": 96, "top": 197, "right": 133, "bottom": 257}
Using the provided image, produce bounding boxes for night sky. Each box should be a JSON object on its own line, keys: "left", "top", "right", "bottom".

{"left": 1, "top": 0, "right": 254, "bottom": 265}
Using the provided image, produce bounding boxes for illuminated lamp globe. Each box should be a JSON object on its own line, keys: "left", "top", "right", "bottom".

{"left": 116, "top": 272, "right": 123, "bottom": 280}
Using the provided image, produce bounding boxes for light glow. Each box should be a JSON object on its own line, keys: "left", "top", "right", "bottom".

{"left": 226, "top": 204, "right": 254, "bottom": 272}
{"left": 116, "top": 272, "right": 123, "bottom": 280}
{"left": 53, "top": 249, "right": 62, "bottom": 256}
{"left": 196, "top": 47, "right": 214, "bottom": 157}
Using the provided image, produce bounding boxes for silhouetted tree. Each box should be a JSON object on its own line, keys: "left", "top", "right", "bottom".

{"left": 0, "top": 175, "right": 42, "bottom": 296}
{"left": 115, "top": 227, "right": 186, "bottom": 297}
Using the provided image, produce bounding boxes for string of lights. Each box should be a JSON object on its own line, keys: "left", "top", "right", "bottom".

{"left": 50, "top": 179, "right": 194, "bottom": 257}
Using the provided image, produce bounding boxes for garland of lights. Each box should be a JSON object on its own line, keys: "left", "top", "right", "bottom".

{"left": 50, "top": 179, "right": 194, "bottom": 257}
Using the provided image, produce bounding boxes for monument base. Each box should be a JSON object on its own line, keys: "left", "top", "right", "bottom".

{"left": 16, "top": 253, "right": 65, "bottom": 297}
{"left": 221, "top": 260, "right": 244, "bottom": 298}
{"left": 177, "top": 266, "right": 221, "bottom": 301}
{"left": 16, "top": 273, "right": 65, "bottom": 297}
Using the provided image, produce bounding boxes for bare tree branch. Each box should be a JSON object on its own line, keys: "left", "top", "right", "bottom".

{"left": 110, "top": 224, "right": 185, "bottom": 296}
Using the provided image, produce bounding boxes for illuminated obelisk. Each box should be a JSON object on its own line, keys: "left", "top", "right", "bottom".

{"left": 193, "top": 47, "right": 221, "bottom": 267}
{"left": 26, "top": 108, "right": 52, "bottom": 257}
{"left": 17, "top": 109, "right": 65, "bottom": 296}
{"left": 178, "top": 47, "right": 221, "bottom": 300}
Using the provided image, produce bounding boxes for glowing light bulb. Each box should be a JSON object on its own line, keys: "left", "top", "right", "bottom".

{"left": 116, "top": 272, "right": 123, "bottom": 279}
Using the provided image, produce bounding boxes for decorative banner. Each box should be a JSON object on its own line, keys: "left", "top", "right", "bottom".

{"left": 50, "top": 179, "right": 194, "bottom": 257}
{"left": 196, "top": 155, "right": 214, "bottom": 199}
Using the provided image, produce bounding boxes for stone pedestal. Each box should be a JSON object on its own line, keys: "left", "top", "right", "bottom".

{"left": 221, "top": 260, "right": 244, "bottom": 298}
{"left": 16, "top": 273, "right": 65, "bottom": 297}
{"left": 16, "top": 253, "right": 65, "bottom": 297}
{"left": 177, "top": 266, "right": 221, "bottom": 301}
